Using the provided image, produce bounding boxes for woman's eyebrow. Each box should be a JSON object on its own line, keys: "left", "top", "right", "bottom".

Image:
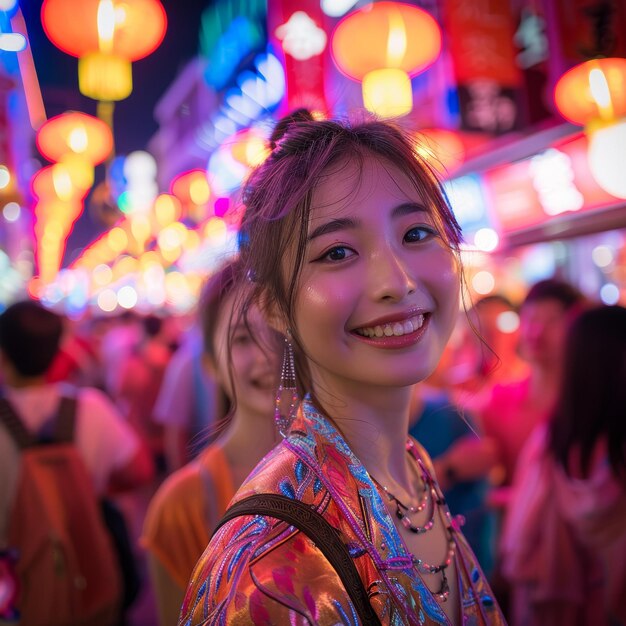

{"left": 392, "top": 202, "right": 429, "bottom": 218}
{"left": 307, "top": 203, "right": 429, "bottom": 242}
{"left": 307, "top": 217, "right": 358, "bottom": 242}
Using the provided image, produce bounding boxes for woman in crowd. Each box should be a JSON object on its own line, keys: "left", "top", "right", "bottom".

{"left": 142, "top": 259, "right": 281, "bottom": 626}
{"left": 179, "top": 113, "right": 504, "bottom": 625}
{"left": 501, "top": 304, "right": 626, "bottom": 626}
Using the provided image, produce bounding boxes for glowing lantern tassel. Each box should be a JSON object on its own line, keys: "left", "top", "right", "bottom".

{"left": 363, "top": 68, "right": 412, "bottom": 118}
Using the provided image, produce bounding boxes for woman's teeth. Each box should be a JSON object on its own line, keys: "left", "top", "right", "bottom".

{"left": 355, "top": 314, "right": 425, "bottom": 338}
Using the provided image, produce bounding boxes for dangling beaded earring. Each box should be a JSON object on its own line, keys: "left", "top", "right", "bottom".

{"left": 274, "top": 332, "right": 299, "bottom": 437}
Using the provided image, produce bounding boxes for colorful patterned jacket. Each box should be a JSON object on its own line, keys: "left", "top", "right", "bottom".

{"left": 179, "top": 399, "right": 505, "bottom": 625}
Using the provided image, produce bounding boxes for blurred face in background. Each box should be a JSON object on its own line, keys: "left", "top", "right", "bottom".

{"left": 474, "top": 300, "right": 521, "bottom": 375}
{"left": 518, "top": 298, "right": 568, "bottom": 369}
{"left": 211, "top": 295, "right": 280, "bottom": 419}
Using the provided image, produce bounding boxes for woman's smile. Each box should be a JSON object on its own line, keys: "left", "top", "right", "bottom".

{"left": 352, "top": 312, "right": 430, "bottom": 349}
{"left": 352, "top": 309, "right": 427, "bottom": 338}
{"left": 294, "top": 154, "right": 460, "bottom": 392}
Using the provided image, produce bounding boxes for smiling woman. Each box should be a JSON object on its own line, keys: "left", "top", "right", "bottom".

{"left": 141, "top": 259, "right": 282, "bottom": 626}
{"left": 179, "top": 113, "right": 506, "bottom": 626}
{"left": 295, "top": 154, "right": 460, "bottom": 393}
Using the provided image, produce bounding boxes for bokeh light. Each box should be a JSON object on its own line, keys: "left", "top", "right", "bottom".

{"left": 472, "top": 270, "right": 495, "bottom": 295}
{"left": 496, "top": 311, "right": 520, "bottom": 334}
{"left": 2, "top": 202, "right": 20, "bottom": 222}
{"left": 600, "top": 283, "right": 619, "bottom": 305}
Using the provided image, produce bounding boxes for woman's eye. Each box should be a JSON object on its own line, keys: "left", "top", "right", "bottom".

{"left": 320, "top": 246, "right": 355, "bottom": 262}
{"left": 404, "top": 226, "right": 435, "bottom": 243}
{"left": 233, "top": 333, "right": 250, "bottom": 345}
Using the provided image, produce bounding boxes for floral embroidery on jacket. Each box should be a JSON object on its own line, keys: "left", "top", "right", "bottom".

{"left": 179, "top": 399, "right": 505, "bottom": 625}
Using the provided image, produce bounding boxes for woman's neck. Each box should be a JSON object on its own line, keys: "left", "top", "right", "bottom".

{"left": 312, "top": 380, "right": 418, "bottom": 497}
{"left": 219, "top": 409, "right": 280, "bottom": 479}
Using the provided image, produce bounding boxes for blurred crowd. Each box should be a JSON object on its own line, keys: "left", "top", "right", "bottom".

{"left": 1, "top": 272, "right": 624, "bottom": 626}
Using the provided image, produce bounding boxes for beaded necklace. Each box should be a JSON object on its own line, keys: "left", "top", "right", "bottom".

{"left": 371, "top": 450, "right": 457, "bottom": 602}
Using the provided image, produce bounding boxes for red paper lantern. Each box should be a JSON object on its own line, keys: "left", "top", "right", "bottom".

{"left": 41, "top": 0, "right": 166, "bottom": 61}
{"left": 37, "top": 111, "right": 113, "bottom": 164}
{"left": 332, "top": 2, "right": 441, "bottom": 79}
{"left": 554, "top": 57, "right": 626, "bottom": 126}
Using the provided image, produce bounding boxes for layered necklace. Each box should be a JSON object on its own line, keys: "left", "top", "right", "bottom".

{"left": 371, "top": 443, "right": 457, "bottom": 603}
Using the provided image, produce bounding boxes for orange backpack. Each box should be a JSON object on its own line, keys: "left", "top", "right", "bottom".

{"left": 0, "top": 396, "right": 122, "bottom": 626}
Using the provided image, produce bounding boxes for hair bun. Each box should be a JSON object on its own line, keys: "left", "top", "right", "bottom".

{"left": 269, "top": 108, "right": 316, "bottom": 149}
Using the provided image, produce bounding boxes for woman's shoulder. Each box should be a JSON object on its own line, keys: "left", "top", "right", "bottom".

{"left": 180, "top": 501, "right": 358, "bottom": 625}
{"left": 142, "top": 446, "right": 232, "bottom": 542}
{"left": 142, "top": 458, "right": 205, "bottom": 537}
{"left": 179, "top": 438, "right": 363, "bottom": 623}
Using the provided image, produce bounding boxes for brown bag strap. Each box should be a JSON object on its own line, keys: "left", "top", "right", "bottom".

{"left": 213, "top": 493, "right": 382, "bottom": 626}
{"left": 0, "top": 398, "right": 34, "bottom": 448}
{"left": 0, "top": 396, "right": 77, "bottom": 448}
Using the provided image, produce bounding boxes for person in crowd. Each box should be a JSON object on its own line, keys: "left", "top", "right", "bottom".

{"left": 115, "top": 314, "right": 174, "bottom": 469}
{"left": 100, "top": 310, "right": 142, "bottom": 396}
{"left": 0, "top": 301, "right": 154, "bottom": 616}
{"left": 450, "top": 295, "right": 528, "bottom": 413}
{"left": 479, "top": 278, "right": 585, "bottom": 495}
{"left": 478, "top": 279, "right": 585, "bottom": 617}
{"left": 501, "top": 304, "right": 626, "bottom": 626}
{"left": 179, "top": 113, "right": 505, "bottom": 625}
{"left": 152, "top": 323, "right": 223, "bottom": 472}
{"left": 142, "top": 259, "right": 281, "bottom": 626}
{"left": 46, "top": 316, "right": 104, "bottom": 389}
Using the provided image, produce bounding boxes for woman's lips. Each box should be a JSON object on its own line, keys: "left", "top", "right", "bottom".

{"left": 354, "top": 313, "right": 425, "bottom": 338}
{"left": 351, "top": 314, "right": 430, "bottom": 349}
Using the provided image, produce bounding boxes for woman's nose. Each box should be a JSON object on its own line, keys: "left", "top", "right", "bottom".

{"left": 369, "top": 250, "right": 416, "bottom": 302}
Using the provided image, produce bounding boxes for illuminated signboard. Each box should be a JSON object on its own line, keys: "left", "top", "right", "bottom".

{"left": 443, "top": 174, "right": 492, "bottom": 234}
{"left": 453, "top": 132, "right": 622, "bottom": 234}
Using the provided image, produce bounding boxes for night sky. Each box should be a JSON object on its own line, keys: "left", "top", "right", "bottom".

{"left": 20, "top": 0, "right": 211, "bottom": 257}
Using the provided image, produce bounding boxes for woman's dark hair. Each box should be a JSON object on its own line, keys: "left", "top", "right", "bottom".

{"left": 199, "top": 259, "right": 242, "bottom": 360}
{"left": 522, "top": 278, "right": 584, "bottom": 311}
{"left": 548, "top": 305, "right": 626, "bottom": 480}
{"left": 0, "top": 300, "right": 63, "bottom": 377}
{"left": 238, "top": 111, "right": 463, "bottom": 394}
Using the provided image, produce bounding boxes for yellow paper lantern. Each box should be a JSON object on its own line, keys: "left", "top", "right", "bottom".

{"left": 78, "top": 52, "right": 133, "bottom": 101}
{"left": 362, "top": 68, "right": 413, "bottom": 119}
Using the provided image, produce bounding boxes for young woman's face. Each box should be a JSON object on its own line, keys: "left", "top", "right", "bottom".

{"left": 518, "top": 299, "right": 568, "bottom": 369}
{"left": 212, "top": 295, "right": 279, "bottom": 418}
{"left": 292, "top": 155, "right": 460, "bottom": 394}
